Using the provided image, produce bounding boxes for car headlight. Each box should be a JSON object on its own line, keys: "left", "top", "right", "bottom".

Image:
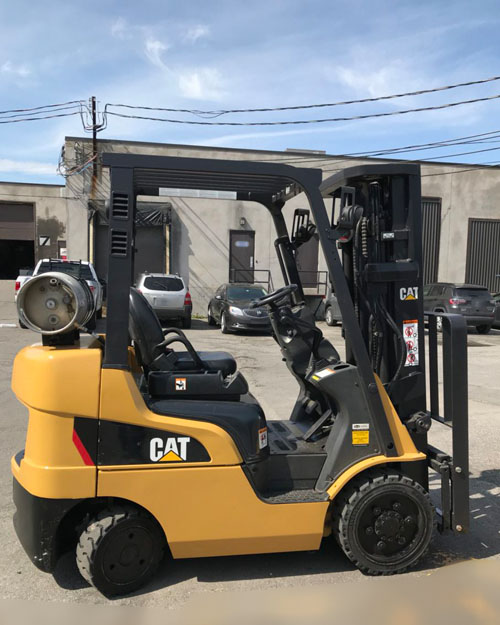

{"left": 229, "top": 306, "right": 244, "bottom": 316}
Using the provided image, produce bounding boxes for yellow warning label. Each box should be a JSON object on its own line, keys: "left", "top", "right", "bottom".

{"left": 352, "top": 430, "right": 369, "bottom": 446}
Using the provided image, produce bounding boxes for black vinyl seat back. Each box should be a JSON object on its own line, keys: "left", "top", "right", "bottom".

{"left": 129, "top": 287, "right": 166, "bottom": 368}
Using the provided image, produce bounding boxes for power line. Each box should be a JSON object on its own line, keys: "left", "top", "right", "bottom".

{"left": 105, "top": 92, "right": 500, "bottom": 126}
{"left": 0, "top": 104, "right": 84, "bottom": 121}
{"left": 0, "top": 100, "right": 85, "bottom": 115}
{"left": 106, "top": 74, "right": 500, "bottom": 115}
{"left": 0, "top": 111, "right": 81, "bottom": 125}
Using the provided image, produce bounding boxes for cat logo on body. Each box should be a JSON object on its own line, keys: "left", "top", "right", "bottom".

{"left": 150, "top": 437, "right": 190, "bottom": 462}
{"left": 400, "top": 287, "right": 419, "bottom": 301}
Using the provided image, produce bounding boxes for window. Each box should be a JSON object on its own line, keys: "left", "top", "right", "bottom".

{"left": 143, "top": 276, "right": 183, "bottom": 291}
{"left": 226, "top": 285, "right": 267, "bottom": 301}
{"left": 38, "top": 261, "right": 93, "bottom": 281}
{"left": 422, "top": 285, "right": 432, "bottom": 296}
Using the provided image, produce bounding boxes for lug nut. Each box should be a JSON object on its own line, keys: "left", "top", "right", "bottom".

{"left": 373, "top": 507, "right": 381, "bottom": 516}
{"left": 365, "top": 527, "right": 374, "bottom": 535}
{"left": 376, "top": 541, "right": 386, "bottom": 552}
{"left": 398, "top": 536, "right": 406, "bottom": 545}
{"left": 392, "top": 502, "right": 402, "bottom": 512}
{"left": 404, "top": 516, "right": 414, "bottom": 526}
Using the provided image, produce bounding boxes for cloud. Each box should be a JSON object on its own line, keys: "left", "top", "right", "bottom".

{"left": 0, "top": 159, "right": 55, "bottom": 176}
{"left": 111, "top": 17, "right": 129, "bottom": 40}
{"left": 1, "top": 60, "right": 30, "bottom": 77}
{"left": 178, "top": 68, "right": 225, "bottom": 100}
{"left": 184, "top": 25, "right": 210, "bottom": 43}
{"left": 144, "top": 36, "right": 170, "bottom": 69}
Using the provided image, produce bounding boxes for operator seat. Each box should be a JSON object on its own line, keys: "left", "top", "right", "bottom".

{"left": 128, "top": 288, "right": 236, "bottom": 376}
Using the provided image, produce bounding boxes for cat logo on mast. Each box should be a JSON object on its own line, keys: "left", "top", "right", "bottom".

{"left": 400, "top": 287, "right": 419, "bottom": 301}
{"left": 150, "top": 437, "right": 190, "bottom": 462}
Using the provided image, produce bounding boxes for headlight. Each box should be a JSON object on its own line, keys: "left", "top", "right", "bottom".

{"left": 229, "top": 306, "right": 244, "bottom": 316}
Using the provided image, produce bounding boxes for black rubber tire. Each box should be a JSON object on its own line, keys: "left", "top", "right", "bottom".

{"left": 325, "top": 307, "right": 337, "bottom": 326}
{"left": 476, "top": 324, "right": 491, "bottom": 334}
{"left": 96, "top": 307, "right": 103, "bottom": 320}
{"left": 76, "top": 505, "right": 165, "bottom": 597}
{"left": 86, "top": 312, "right": 97, "bottom": 332}
{"left": 332, "top": 469, "right": 434, "bottom": 576}
{"left": 18, "top": 318, "right": 27, "bottom": 329}
{"left": 207, "top": 307, "right": 216, "bottom": 326}
{"left": 182, "top": 315, "right": 192, "bottom": 329}
{"left": 221, "top": 312, "right": 230, "bottom": 334}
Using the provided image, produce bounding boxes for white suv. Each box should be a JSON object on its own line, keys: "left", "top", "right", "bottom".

{"left": 136, "top": 273, "right": 192, "bottom": 328}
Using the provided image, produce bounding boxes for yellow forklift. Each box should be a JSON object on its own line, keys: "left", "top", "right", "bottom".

{"left": 11, "top": 156, "right": 469, "bottom": 596}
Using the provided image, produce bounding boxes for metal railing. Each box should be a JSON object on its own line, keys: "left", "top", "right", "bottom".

{"left": 229, "top": 268, "right": 274, "bottom": 292}
{"left": 298, "top": 270, "right": 328, "bottom": 296}
{"left": 425, "top": 311, "right": 469, "bottom": 534}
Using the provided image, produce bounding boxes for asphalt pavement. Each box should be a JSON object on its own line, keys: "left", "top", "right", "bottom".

{"left": 0, "top": 279, "right": 499, "bottom": 610}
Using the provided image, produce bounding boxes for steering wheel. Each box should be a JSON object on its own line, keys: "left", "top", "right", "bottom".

{"left": 249, "top": 284, "right": 298, "bottom": 309}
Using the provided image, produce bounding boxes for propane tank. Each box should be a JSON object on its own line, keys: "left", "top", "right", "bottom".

{"left": 17, "top": 272, "right": 95, "bottom": 335}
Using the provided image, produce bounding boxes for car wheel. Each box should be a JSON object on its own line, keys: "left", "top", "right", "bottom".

{"left": 182, "top": 315, "right": 192, "bottom": 329}
{"left": 76, "top": 505, "right": 165, "bottom": 597}
{"left": 325, "top": 306, "right": 337, "bottom": 326}
{"left": 207, "top": 306, "right": 216, "bottom": 326}
{"left": 221, "top": 312, "right": 230, "bottom": 334}
{"left": 476, "top": 324, "right": 491, "bottom": 335}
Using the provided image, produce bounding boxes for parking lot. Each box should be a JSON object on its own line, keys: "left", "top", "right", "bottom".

{"left": 1, "top": 279, "right": 500, "bottom": 608}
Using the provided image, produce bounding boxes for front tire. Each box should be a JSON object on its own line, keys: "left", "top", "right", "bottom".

{"left": 332, "top": 469, "right": 434, "bottom": 576}
{"left": 207, "top": 306, "right": 216, "bottom": 326}
{"left": 325, "top": 307, "right": 337, "bottom": 326}
{"left": 76, "top": 505, "right": 165, "bottom": 597}
{"left": 476, "top": 324, "right": 491, "bottom": 334}
{"left": 221, "top": 312, "right": 230, "bottom": 334}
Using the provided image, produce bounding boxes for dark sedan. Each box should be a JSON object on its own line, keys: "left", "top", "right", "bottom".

{"left": 207, "top": 283, "right": 272, "bottom": 334}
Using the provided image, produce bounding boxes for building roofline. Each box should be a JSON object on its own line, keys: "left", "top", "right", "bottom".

{"left": 65, "top": 135, "right": 500, "bottom": 170}
{"left": 0, "top": 180, "right": 64, "bottom": 189}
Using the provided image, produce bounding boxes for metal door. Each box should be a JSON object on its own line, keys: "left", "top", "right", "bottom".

{"left": 229, "top": 230, "right": 255, "bottom": 283}
{"left": 421, "top": 198, "right": 441, "bottom": 285}
{"left": 466, "top": 219, "right": 500, "bottom": 293}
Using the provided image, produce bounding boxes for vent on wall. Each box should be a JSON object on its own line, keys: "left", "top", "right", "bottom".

{"left": 110, "top": 230, "right": 128, "bottom": 256}
{"left": 111, "top": 193, "right": 129, "bottom": 219}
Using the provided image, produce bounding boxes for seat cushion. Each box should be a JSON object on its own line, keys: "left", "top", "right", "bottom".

{"left": 173, "top": 351, "right": 237, "bottom": 377}
{"left": 147, "top": 397, "right": 267, "bottom": 463}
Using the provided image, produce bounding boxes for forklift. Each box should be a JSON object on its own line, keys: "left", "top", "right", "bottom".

{"left": 11, "top": 155, "right": 469, "bottom": 596}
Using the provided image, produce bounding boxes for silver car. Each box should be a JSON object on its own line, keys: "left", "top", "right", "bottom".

{"left": 136, "top": 273, "right": 192, "bottom": 328}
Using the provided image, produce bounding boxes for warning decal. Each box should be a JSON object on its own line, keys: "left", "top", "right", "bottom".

{"left": 403, "top": 320, "right": 419, "bottom": 367}
{"left": 352, "top": 423, "right": 370, "bottom": 446}
{"left": 258, "top": 427, "right": 268, "bottom": 450}
{"left": 175, "top": 378, "right": 187, "bottom": 391}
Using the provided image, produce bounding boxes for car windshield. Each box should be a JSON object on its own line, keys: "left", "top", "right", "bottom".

{"left": 38, "top": 262, "right": 93, "bottom": 281}
{"left": 144, "top": 276, "right": 184, "bottom": 291}
{"left": 456, "top": 288, "right": 491, "bottom": 298}
{"left": 226, "top": 286, "right": 267, "bottom": 301}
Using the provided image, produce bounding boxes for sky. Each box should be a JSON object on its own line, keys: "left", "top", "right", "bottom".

{"left": 1, "top": 0, "right": 500, "bottom": 183}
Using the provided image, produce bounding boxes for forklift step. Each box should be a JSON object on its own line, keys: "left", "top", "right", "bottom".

{"left": 261, "top": 488, "right": 328, "bottom": 504}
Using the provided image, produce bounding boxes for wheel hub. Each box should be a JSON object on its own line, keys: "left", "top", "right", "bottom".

{"left": 374, "top": 510, "right": 404, "bottom": 539}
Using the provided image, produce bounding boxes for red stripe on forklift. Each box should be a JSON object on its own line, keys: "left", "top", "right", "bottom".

{"left": 72, "top": 429, "right": 95, "bottom": 466}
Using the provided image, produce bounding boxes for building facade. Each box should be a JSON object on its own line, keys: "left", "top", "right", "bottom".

{"left": 1, "top": 137, "right": 499, "bottom": 313}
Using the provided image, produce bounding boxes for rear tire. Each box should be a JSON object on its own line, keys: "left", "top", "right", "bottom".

{"left": 476, "top": 324, "right": 491, "bottom": 334}
{"left": 182, "top": 315, "right": 192, "bottom": 329}
{"left": 207, "top": 306, "right": 216, "bottom": 326}
{"left": 325, "top": 307, "right": 337, "bottom": 326}
{"left": 76, "top": 505, "right": 165, "bottom": 597}
{"left": 332, "top": 469, "right": 434, "bottom": 576}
